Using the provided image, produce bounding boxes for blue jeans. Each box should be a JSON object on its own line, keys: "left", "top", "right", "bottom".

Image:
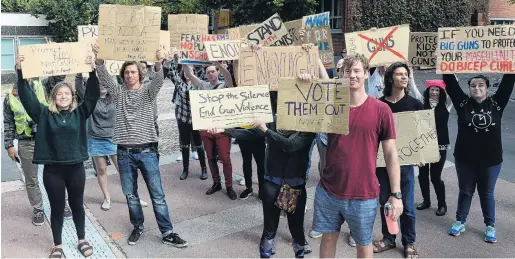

{"left": 376, "top": 166, "right": 416, "bottom": 246}
{"left": 455, "top": 161, "right": 501, "bottom": 226}
{"left": 118, "top": 148, "right": 174, "bottom": 237}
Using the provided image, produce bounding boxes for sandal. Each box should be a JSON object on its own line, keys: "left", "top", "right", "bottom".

{"left": 404, "top": 244, "right": 419, "bottom": 259}
{"left": 49, "top": 247, "right": 64, "bottom": 258}
{"left": 77, "top": 241, "right": 93, "bottom": 257}
{"left": 373, "top": 239, "right": 396, "bottom": 253}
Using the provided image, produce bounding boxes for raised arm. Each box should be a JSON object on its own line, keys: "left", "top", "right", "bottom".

{"left": 77, "top": 71, "right": 100, "bottom": 119}
{"left": 493, "top": 74, "right": 515, "bottom": 111}
{"left": 17, "top": 67, "right": 44, "bottom": 124}
{"left": 147, "top": 63, "right": 164, "bottom": 101}
{"left": 215, "top": 62, "right": 233, "bottom": 88}
{"left": 92, "top": 41, "right": 119, "bottom": 98}
{"left": 442, "top": 74, "right": 467, "bottom": 108}
{"left": 408, "top": 70, "right": 423, "bottom": 103}
{"left": 184, "top": 64, "right": 204, "bottom": 88}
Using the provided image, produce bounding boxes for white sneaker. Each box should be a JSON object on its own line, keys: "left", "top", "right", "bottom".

{"left": 309, "top": 230, "right": 322, "bottom": 239}
{"left": 101, "top": 199, "right": 111, "bottom": 211}
{"left": 176, "top": 155, "right": 183, "bottom": 161}
{"left": 192, "top": 151, "right": 199, "bottom": 160}
{"left": 140, "top": 199, "right": 149, "bottom": 207}
{"left": 348, "top": 234, "right": 356, "bottom": 247}
{"left": 239, "top": 179, "right": 246, "bottom": 186}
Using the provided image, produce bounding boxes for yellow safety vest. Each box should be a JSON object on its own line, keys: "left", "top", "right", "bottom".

{"left": 8, "top": 80, "right": 48, "bottom": 137}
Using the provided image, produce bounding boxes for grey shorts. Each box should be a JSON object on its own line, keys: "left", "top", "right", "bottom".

{"left": 312, "top": 184, "right": 377, "bottom": 246}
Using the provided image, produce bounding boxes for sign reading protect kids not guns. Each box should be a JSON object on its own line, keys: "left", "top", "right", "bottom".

{"left": 437, "top": 25, "right": 515, "bottom": 74}
{"left": 345, "top": 24, "right": 410, "bottom": 67}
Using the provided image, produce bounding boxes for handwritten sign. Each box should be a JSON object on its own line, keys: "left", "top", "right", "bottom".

{"left": 205, "top": 40, "right": 241, "bottom": 61}
{"left": 77, "top": 25, "right": 125, "bottom": 76}
{"left": 284, "top": 19, "right": 303, "bottom": 46}
{"left": 189, "top": 85, "right": 273, "bottom": 130}
{"left": 237, "top": 46, "right": 319, "bottom": 91}
{"left": 160, "top": 30, "right": 171, "bottom": 54}
{"left": 409, "top": 32, "right": 437, "bottom": 68}
{"left": 214, "top": 9, "right": 230, "bottom": 34}
{"left": 179, "top": 34, "right": 230, "bottom": 65}
{"left": 97, "top": 4, "right": 161, "bottom": 61}
{"left": 277, "top": 78, "right": 350, "bottom": 134}
{"left": 377, "top": 110, "right": 439, "bottom": 167}
{"left": 246, "top": 13, "right": 290, "bottom": 47}
{"left": 168, "top": 14, "right": 209, "bottom": 47}
{"left": 228, "top": 24, "right": 257, "bottom": 42}
{"left": 19, "top": 42, "right": 92, "bottom": 78}
{"left": 345, "top": 24, "right": 410, "bottom": 67}
{"left": 302, "top": 12, "right": 334, "bottom": 68}
{"left": 437, "top": 25, "right": 515, "bottom": 74}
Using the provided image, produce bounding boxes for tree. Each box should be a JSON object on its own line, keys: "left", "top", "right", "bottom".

{"left": 1, "top": 0, "right": 31, "bottom": 12}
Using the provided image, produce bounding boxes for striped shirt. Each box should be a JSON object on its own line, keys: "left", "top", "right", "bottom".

{"left": 97, "top": 63, "right": 164, "bottom": 145}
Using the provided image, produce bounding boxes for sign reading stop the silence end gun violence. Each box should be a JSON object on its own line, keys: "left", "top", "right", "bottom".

{"left": 437, "top": 25, "right": 515, "bottom": 74}
{"left": 377, "top": 110, "right": 440, "bottom": 167}
{"left": 19, "top": 42, "right": 93, "bottom": 79}
{"left": 189, "top": 85, "right": 273, "bottom": 130}
{"left": 345, "top": 24, "right": 410, "bottom": 67}
{"left": 277, "top": 78, "right": 350, "bottom": 134}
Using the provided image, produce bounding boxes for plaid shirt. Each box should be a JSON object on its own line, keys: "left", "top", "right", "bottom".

{"left": 170, "top": 59, "right": 193, "bottom": 124}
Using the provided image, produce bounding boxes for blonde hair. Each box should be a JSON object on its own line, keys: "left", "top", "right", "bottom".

{"left": 48, "top": 82, "right": 78, "bottom": 114}
{"left": 343, "top": 53, "right": 370, "bottom": 72}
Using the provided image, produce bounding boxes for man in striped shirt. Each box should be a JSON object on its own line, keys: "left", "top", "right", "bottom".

{"left": 93, "top": 45, "right": 187, "bottom": 248}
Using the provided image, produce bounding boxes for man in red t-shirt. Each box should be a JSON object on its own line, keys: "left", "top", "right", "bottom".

{"left": 312, "top": 54, "right": 404, "bottom": 258}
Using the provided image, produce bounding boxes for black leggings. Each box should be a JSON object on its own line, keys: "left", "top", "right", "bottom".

{"left": 418, "top": 150, "right": 447, "bottom": 206}
{"left": 43, "top": 163, "right": 86, "bottom": 246}
{"left": 238, "top": 138, "right": 266, "bottom": 192}
{"left": 260, "top": 180, "right": 307, "bottom": 257}
{"left": 177, "top": 119, "right": 206, "bottom": 169}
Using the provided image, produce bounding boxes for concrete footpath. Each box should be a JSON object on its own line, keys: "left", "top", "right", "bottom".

{"left": 2, "top": 147, "right": 515, "bottom": 258}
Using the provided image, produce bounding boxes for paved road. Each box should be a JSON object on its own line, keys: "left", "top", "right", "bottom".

{"left": 1, "top": 136, "right": 21, "bottom": 182}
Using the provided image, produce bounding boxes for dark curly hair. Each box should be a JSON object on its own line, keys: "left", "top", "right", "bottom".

{"left": 383, "top": 62, "right": 411, "bottom": 97}
{"left": 423, "top": 86, "right": 447, "bottom": 108}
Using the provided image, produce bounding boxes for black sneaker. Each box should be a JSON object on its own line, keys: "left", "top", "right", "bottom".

{"left": 32, "top": 209, "right": 44, "bottom": 226}
{"left": 206, "top": 183, "right": 222, "bottom": 195}
{"left": 63, "top": 205, "right": 72, "bottom": 220}
{"left": 227, "top": 187, "right": 237, "bottom": 200}
{"left": 128, "top": 227, "right": 143, "bottom": 245}
{"left": 239, "top": 188, "right": 253, "bottom": 200}
{"left": 163, "top": 233, "right": 188, "bottom": 248}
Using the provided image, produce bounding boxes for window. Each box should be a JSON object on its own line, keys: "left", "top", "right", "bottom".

{"left": 19, "top": 37, "right": 47, "bottom": 46}
{"left": 319, "top": 0, "right": 344, "bottom": 33}
{"left": 1, "top": 39, "right": 15, "bottom": 72}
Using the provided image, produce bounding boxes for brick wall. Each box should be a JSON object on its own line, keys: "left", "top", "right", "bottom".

{"left": 332, "top": 33, "right": 345, "bottom": 54}
{"left": 489, "top": 0, "right": 515, "bottom": 19}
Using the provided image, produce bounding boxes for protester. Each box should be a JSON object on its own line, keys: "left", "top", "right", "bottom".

{"left": 443, "top": 72, "right": 515, "bottom": 243}
{"left": 235, "top": 126, "right": 266, "bottom": 200}
{"left": 4, "top": 66, "right": 48, "bottom": 226}
{"left": 17, "top": 54, "right": 98, "bottom": 258}
{"left": 417, "top": 79, "right": 452, "bottom": 216}
{"left": 184, "top": 62, "right": 237, "bottom": 200}
{"left": 373, "top": 62, "right": 423, "bottom": 258}
{"left": 313, "top": 53, "right": 403, "bottom": 258}
{"left": 93, "top": 43, "right": 188, "bottom": 248}
{"left": 169, "top": 53, "right": 208, "bottom": 180}
{"left": 212, "top": 113, "right": 315, "bottom": 257}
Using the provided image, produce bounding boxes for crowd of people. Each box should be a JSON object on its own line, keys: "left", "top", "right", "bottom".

{"left": 4, "top": 28, "right": 514, "bottom": 259}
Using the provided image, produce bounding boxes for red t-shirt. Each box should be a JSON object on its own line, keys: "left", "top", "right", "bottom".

{"left": 320, "top": 96, "right": 396, "bottom": 200}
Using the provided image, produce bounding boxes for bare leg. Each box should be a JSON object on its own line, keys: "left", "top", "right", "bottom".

{"left": 109, "top": 155, "right": 119, "bottom": 173}
{"left": 357, "top": 244, "right": 373, "bottom": 258}
{"left": 93, "top": 156, "right": 110, "bottom": 200}
{"left": 320, "top": 233, "right": 339, "bottom": 258}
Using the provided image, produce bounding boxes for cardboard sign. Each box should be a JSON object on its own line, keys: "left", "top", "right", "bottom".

{"left": 409, "top": 32, "right": 437, "bottom": 68}
{"left": 77, "top": 25, "right": 125, "bottom": 76}
{"left": 437, "top": 25, "right": 515, "bottom": 74}
{"left": 97, "top": 4, "right": 161, "bottom": 61}
{"left": 284, "top": 19, "right": 303, "bottom": 46}
{"left": 179, "top": 34, "right": 230, "bottom": 65}
{"left": 205, "top": 40, "right": 241, "bottom": 61}
{"left": 237, "top": 46, "right": 320, "bottom": 91}
{"left": 189, "top": 85, "right": 273, "bottom": 130}
{"left": 214, "top": 9, "right": 230, "bottom": 34}
{"left": 276, "top": 78, "right": 350, "bottom": 134}
{"left": 228, "top": 24, "right": 258, "bottom": 42}
{"left": 19, "top": 42, "right": 93, "bottom": 78}
{"left": 168, "top": 14, "right": 209, "bottom": 47}
{"left": 246, "top": 13, "right": 290, "bottom": 47}
{"left": 302, "top": 12, "right": 334, "bottom": 68}
{"left": 160, "top": 30, "right": 171, "bottom": 54}
{"left": 345, "top": 24, "right": 410, "bottom": 67}
{"left": 377, "top": 110, "right": 440, "bottom": 167}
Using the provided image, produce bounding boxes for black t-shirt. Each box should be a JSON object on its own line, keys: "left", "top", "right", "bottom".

{"left": 379, "top": 94, "right": 423, "bottom": 113}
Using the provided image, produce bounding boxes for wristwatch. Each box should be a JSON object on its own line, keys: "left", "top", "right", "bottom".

{"left": 390, "top": 192, "right": 402, "bottom": 199}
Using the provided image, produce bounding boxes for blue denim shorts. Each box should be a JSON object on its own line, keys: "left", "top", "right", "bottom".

{"left": 312, "top": 184, "right": 377, "bottom": 246}
{"left": 88, "top": 137, "right": 117, "bottom": 156}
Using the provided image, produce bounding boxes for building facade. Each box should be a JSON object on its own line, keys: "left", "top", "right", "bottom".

{"left": 1, "top": 13, "right": 51, "bottom": 84}
{"left": 489, "top": 0, "right": 515, "bottom": 25}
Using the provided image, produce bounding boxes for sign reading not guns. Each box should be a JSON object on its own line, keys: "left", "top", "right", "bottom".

{"left": 377, "top": 110, "right": 440, "bottom": 167}
{"left": 189, "top": 85, "right": 274, "bottom": 130}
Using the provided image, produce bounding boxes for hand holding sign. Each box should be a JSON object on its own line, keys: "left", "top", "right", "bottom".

{"left": 207, "top": 128, "right": 225, "bottom": 134}
{"left": 299, "top": 28, "right": 306, "bottom": 42}
{"left": 15, "top": 55, "right": 25, "bottom": 71}
{"left": 250, "top": 120, "right": 268, "bottom": 132}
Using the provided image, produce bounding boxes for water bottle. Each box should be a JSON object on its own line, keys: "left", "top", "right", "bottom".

{"left": 384, "top": 202, "right": 399, "bottom": 235}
